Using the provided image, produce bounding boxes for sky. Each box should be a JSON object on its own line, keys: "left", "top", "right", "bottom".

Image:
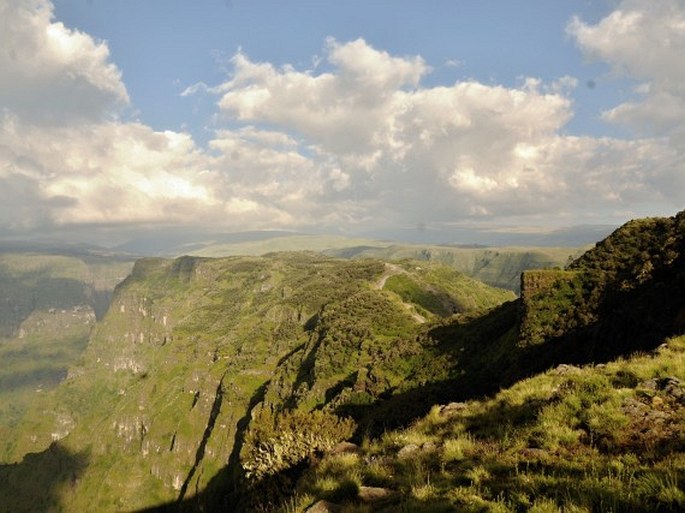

{"left": 0, "top": 0, "right": 684, "bottom": 245}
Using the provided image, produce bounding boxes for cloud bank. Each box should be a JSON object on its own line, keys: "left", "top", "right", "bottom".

{"left": 0, "top": 0, "right": 683, "bottom": 241}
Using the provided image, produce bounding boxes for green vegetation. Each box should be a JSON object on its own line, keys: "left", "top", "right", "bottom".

{"left": 287, "top": 336, "right": 685, "bottom": 512}
{"left": 0, "top": 252, "right": 511, "bottom": 512}
{"left": 327, "top": 245, "right": 582, "bottom": 293}
{"left": 251, "top": 209, "right": 685, "bottom": 511}
{"left": 243, "top": 409, "right": 356, "bottom": 479}
{"left": 2, "top": 209, "right": 684, "bottom": 512}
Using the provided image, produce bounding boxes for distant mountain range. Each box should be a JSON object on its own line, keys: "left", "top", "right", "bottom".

{"left": 105, "top": 225, "right": 616, "bottom": 257}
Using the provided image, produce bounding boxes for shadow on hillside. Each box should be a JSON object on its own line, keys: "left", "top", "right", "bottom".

{"left": 0, "top": 365, "right": 70, "bottom": 393}
{"left": 131, "top": 381, "right": 272, "bottom": 513}
{"left": 0, "top": 265, "right": 121, "bottom": 336}
{"left": 0, "top": 442, "right": 89, "bottom": 513}
{"left": 339, "top": 268, "right": 684, "bottom": 437}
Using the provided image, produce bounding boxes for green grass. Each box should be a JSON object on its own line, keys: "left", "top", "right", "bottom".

{"left": 285, "top": 336, "right": 685, "bottom": 512}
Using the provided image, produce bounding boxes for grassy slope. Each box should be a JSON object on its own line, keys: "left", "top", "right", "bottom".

{"left": 290, "top": 336, "right": 685, "bottom": 512}
{"left": 0, "top": 253, "right": 513, "bottom": 513}
{"left": 272, "top": 211, "right": 685, "bottom": 512}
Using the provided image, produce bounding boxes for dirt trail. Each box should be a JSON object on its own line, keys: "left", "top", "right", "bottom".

{"left": 375, "top": 263, "right": 405, "bottom": 290}
{"left": 375, "top": 263, "right": 426, "bottom": 323}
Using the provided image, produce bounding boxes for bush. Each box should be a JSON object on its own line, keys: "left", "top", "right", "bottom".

{"left": 242, "top": 408, "right": 355, "bottom": 479}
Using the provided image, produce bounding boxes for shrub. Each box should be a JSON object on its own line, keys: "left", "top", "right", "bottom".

{"left": 242, "top": 409, "right": 355, "bottom": 479}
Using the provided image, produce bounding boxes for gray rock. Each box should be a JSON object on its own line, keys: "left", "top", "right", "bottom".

{"left": 552, "top": 364, "right": 581, "bottom": 376}
{"left": 329, "top": 441, "right": 361, "bottom": 455}
{"left": 397, "top": 443, "right": 420, "bottom": 459}
{"left": 358, "top": 486, "right": 397, "bottom": 503}
{"left": 440, "top": 402, "right": 467, "bottom": 415}
{"left": 305, "top": 500, "right": 342, "bottom": 513}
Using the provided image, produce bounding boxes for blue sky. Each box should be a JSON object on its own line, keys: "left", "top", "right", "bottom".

{"left": 52, "top": 1, "right": 621, "bottom": 140}
{"left": 1, "top": 0, "right": 683, "bottom": 244}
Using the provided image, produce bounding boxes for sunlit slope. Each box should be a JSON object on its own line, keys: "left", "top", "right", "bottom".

{"left": 288, "top": 335, "right": 685, "bottom": 512}
{"left": 1, "top": 253, "right": 513, "bottom": 512}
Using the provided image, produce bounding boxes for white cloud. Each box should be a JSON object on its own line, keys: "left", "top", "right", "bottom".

{"left": 0, "top": 115, "right": 217, "bottom": 225}
{"left": 568, "top": 0, "right": 685, "bottom": 137}
{"left": 0, "top": 1, "right": 285, "bottom": 234}
{"left": 208, "top": 38, "right": 680, "bottom": 228}
{"left": 0, "top": 0, "right": 128, "bottom": 124}
{"left": 1, "top": 1, "right": 682, "bottom": 240}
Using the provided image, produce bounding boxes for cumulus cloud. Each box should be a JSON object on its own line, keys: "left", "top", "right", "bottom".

{"left": 0, "top": 0, "right": 128, "bottom": 124}
{"left": 209, "top": 37, "right": 681, "bottom": 228}
{"left": 0, "top": 0, "right": 269, "bottom": 234}
{"left": 568, "top": 0, "right": 685, "bottom": 137}
{"left": 1, "top": 0, "right": 682, "bottom": 241}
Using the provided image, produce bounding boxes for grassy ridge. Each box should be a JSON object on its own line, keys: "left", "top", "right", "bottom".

{"left": 287, "top": 336, "right": 685, "bottom": 512}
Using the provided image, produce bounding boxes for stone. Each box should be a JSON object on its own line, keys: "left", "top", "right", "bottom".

{"left": 397, "top": 443, "right": 420, "bottom": 459}
{"left": 329, "top": 441, "right": 361, "bottom": 455}
{"left": 305, "top": 500, "right": 342, "bottom": 513}
{"left": 552, "top": 364, "right": 581, "bottom": 376}
{"left": 358, "top": 486, "right": 396, "bottom": 503}
{"left": 440, "top": 402, "right": 468, "bottom": 415}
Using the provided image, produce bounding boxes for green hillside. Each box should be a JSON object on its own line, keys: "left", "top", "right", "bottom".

{"left": 266, "top": 210, "right": 685, "bottom": 512}
{"left": 0, "top": 253, "right": 513, "bottom": 512}
{"left": 326, "top": 245, "right": 582, "bottom": 293}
